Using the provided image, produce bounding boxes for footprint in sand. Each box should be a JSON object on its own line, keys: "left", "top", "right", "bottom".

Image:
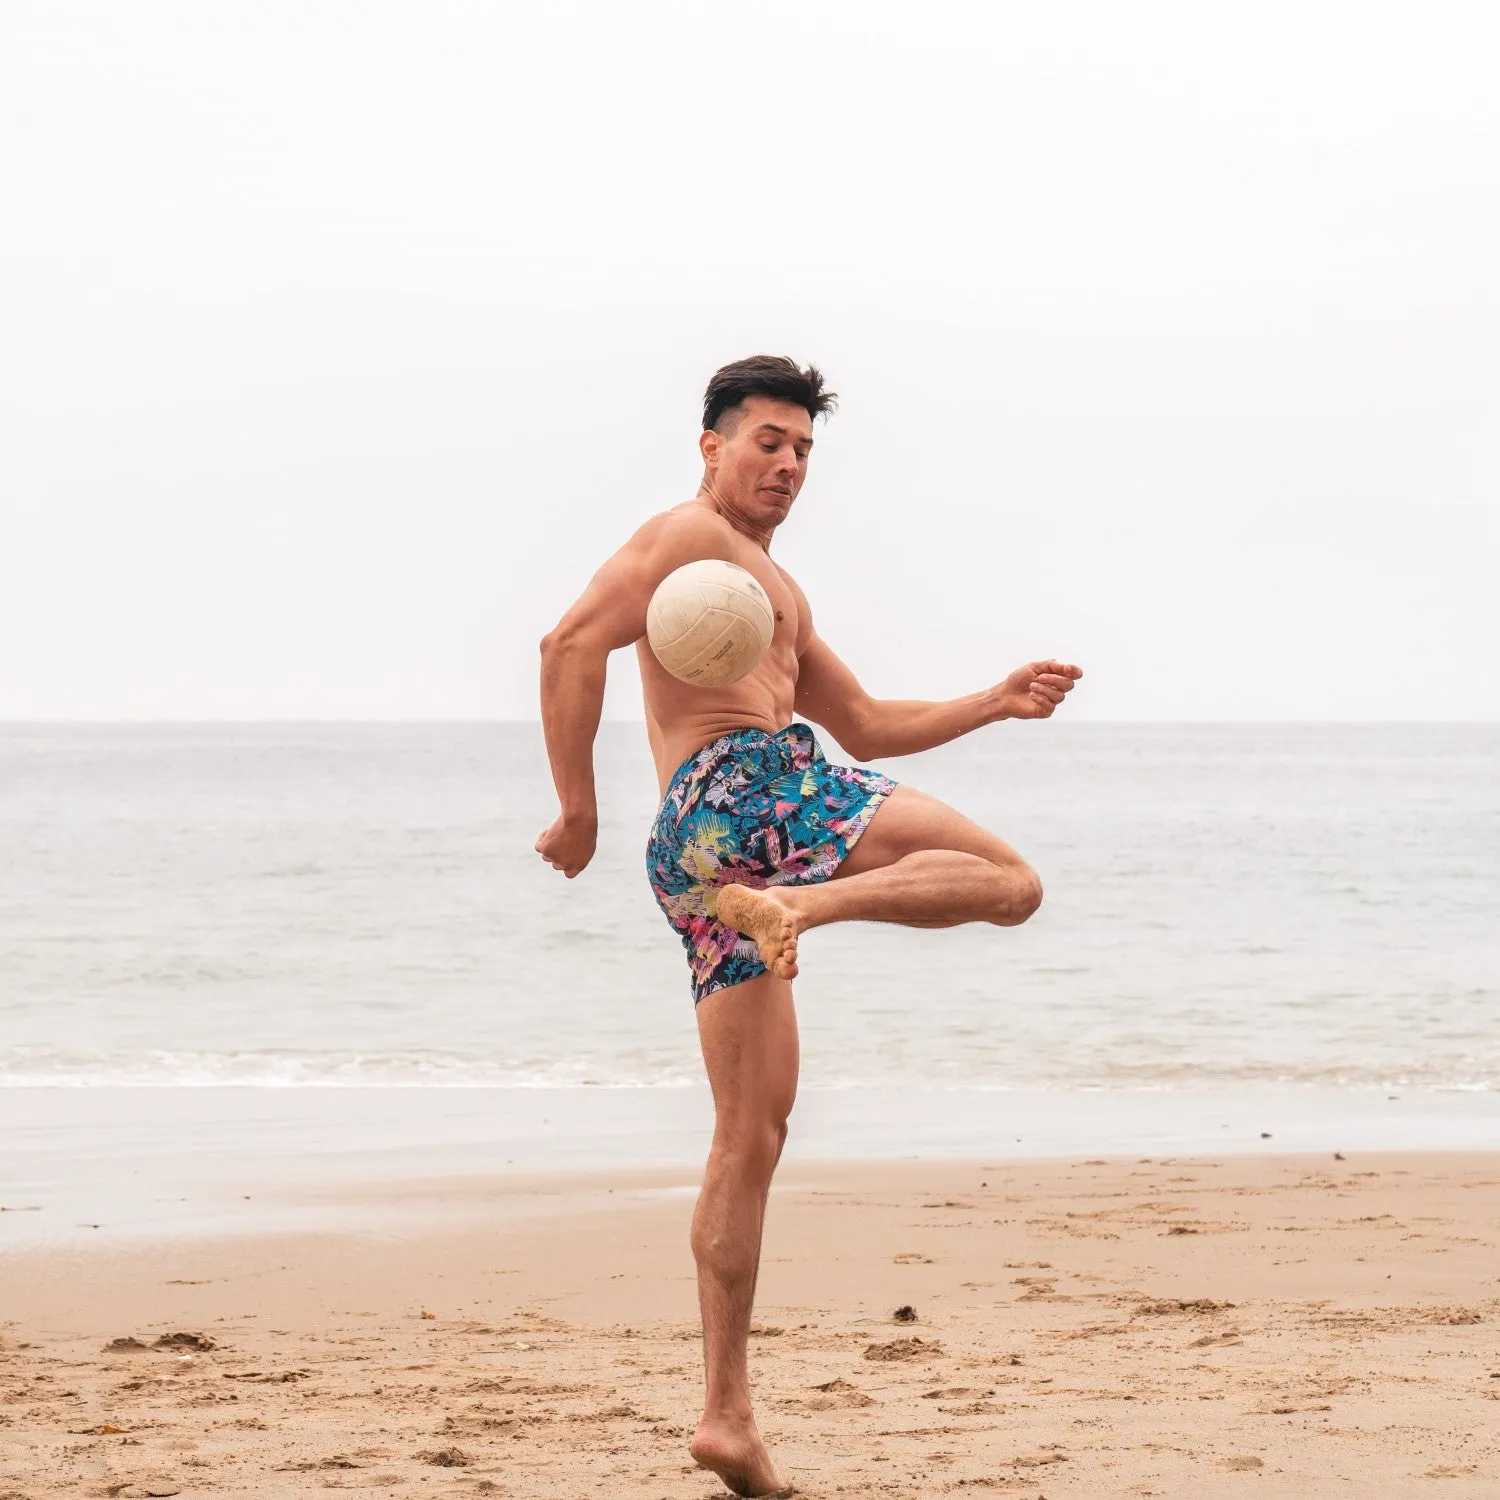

{"left": 778, "top": 1378, "right": 874, "bottom": 1412}
{"left": 864, "top": 1336, "right": 943, "bottom": 1362}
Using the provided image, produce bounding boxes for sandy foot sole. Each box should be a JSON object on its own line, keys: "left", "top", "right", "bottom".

{"left": 715, "top": 884, "right": 801, "bottom": 980}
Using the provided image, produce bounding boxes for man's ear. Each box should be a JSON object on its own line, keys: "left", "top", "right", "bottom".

{"left": 699, "top": 428, "right": 721, "bottom": 470}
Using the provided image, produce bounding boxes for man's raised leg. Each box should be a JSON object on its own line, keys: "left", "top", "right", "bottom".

{"left": 688, "top": 970, "right": 798, "bottom": 1497}
{"left": 717, "top": 784, "right": 1043, "bottom": 979}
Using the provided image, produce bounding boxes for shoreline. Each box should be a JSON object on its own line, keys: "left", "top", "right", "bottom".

{"left": 4, "top": 1082, "right": 1500, "bottom": 1247}
{"left": 4, "top": 1151, "right": 1498, "bottom": 1496}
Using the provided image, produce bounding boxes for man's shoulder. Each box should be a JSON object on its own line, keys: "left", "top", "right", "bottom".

{"left": 628, "top": 501, "right": 737, "bottom": 559}
{"left": 644, "top": 500, "right": 733, "bottom": 540}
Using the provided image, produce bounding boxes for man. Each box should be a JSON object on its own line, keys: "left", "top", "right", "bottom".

{"left": 536, "top": 355, "right": 1082, "bottom": 1497}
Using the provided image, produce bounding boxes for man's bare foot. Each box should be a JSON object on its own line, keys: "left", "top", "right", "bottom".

{"left": 690, "top": 1413, "right": 790, "bottom": 1497}
{"left": 716, "top": 884, "right": 803, "bottom": 980}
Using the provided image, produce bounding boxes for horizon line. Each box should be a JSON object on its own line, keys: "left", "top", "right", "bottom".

{"left": 2, "top": 717, "right": 1496, "bottom": 729}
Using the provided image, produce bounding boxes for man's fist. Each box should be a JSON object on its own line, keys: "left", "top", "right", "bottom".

{"left": 535, "top": 811, "right": 598, "bottom": 879}
{"left": 994, "top": 659, "right": 1083, "bottom": 720}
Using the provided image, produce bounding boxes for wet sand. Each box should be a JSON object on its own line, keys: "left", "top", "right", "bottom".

{"left": 4, "top": 1152, "right": 1499, "bottom": 1497}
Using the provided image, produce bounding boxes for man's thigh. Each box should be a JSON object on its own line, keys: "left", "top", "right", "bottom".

{"left": 695, "top": 972, "right": 799, "bottom": 1130}
{"left": 832, "top": 783, "right": 1028, "bottom": 879}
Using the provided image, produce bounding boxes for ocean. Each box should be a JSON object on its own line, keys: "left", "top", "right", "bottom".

{"left": 2, "top": 721, "right": 1496, "bottom": 1094}
{"left": 4, "top": 721, "right": 1496, "bottom": 1240}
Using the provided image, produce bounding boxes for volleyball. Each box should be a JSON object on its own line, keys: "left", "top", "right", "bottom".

{"left": 646, "top": 559, "right": 775, "bottom": 687}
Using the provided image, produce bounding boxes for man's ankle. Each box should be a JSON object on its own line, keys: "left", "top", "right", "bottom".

{"left": 699, "top": 1398, "right": 756, "bottom": 1425}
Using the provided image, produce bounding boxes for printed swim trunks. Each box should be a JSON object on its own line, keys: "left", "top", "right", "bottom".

{"left": 646, "top": 722, "right": 897, "bottom": 1003}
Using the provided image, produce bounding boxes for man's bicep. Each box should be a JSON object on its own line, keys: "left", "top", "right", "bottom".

{"left": 546, "top": 546, "right": 655, "bottom": 654}
{"left": 794, "top": 633, "right": 876, "bottom": 753}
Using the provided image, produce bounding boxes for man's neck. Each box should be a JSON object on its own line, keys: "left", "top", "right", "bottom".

{"left": 695, "top": 484, "right": 774, "bottom": 553}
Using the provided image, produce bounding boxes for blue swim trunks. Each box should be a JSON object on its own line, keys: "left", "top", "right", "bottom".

{"left": 646, "top": 722, "right": 897, "bottom": 1003}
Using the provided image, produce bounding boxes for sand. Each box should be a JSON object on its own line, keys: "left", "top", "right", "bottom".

{"left": 3, "top": 1152, "right": 1499, "bottom": 1498}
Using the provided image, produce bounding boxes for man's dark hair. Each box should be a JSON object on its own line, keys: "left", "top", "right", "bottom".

{"left": 702, "top": 355, "right": 838, "bottom": 433}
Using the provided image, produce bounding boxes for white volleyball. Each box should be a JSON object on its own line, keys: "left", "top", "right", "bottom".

{"left": 646, "top": 559, "right": 775, "bottom": 687}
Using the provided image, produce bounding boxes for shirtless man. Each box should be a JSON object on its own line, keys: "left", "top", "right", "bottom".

{"left": 536, "top": 355, "right": 1082, "bottom": 1496}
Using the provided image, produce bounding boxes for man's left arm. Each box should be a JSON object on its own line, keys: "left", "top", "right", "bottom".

{"left": 793, "top": 631, "right": 1082, "bottom": 761}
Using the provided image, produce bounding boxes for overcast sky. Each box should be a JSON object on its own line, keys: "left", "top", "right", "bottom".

{"left": 2, "top": 1, "right": 1495, "bottom": 721}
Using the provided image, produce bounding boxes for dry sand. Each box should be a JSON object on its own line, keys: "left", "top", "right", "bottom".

{"left": 4, "top": 1152, "right": 1499, "bottom": 1498}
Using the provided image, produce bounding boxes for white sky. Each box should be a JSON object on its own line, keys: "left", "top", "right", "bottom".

{"left": 2, "top": 1, "right": 1496, "bottom": 721}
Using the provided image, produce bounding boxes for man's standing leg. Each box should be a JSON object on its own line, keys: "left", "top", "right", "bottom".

{"left": 688, "top": 971, "right": 798, "bottom": 1497}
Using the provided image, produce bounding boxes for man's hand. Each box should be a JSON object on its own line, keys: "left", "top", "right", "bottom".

{"left": 993, "top": 659, "right": 1084, "bottom": 720}
{"left": 535, "top": 811, "right": 598, "bottom": 879}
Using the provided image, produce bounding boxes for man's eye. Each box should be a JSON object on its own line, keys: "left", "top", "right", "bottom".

{"left": 760, "top": 443, "right": 777, "bottom": 453}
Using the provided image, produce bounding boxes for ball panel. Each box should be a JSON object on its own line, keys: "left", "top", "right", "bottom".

{"left": 740, "top": 585, "right": 775, "bottom": 649}
{"left": 650, "top": 605, "right": 747, "bottom": 667}
{"left": 660, "top": 610, "right": 764, "bottom": 686}
{"left": 647, "top": 581, "right": 701, "bottom": 647}
{"left": 702, "top": 578, "right": 774, "bottom": 647}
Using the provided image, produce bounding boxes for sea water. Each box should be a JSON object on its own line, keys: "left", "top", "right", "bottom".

{"left": 2, "top": 721, "right": 1494, "bottom": 1093}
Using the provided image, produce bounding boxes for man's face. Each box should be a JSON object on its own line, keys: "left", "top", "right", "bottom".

{"left": 703, "top": 396, "right": 814, "bottom": 528}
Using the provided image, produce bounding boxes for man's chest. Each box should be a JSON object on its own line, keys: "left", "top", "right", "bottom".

{"left": 722, "top": 545, "right": 802, "bottom": 658}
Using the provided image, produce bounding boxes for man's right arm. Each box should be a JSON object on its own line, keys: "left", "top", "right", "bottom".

{"left": 534, "top": 509, "right": 719, "bottom": 878}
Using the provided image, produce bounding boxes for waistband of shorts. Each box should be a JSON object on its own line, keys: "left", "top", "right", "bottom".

{"left": 657, "top": 721, "right": 817, "bottom": 815}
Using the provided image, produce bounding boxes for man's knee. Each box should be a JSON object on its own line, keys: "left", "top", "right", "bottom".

{"left": 994, "top": 863, "right": 1043, "bottom": 925}
{"left": 711, "top": 1104, "right": 793, "bottom": 1180}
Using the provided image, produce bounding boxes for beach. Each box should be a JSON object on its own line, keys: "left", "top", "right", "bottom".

{"left": 5, "top": 1150, "right": 1499, "bottom": 1498}
{"left": 3, "top": 724, "right": 1496, "bottom": 1494}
